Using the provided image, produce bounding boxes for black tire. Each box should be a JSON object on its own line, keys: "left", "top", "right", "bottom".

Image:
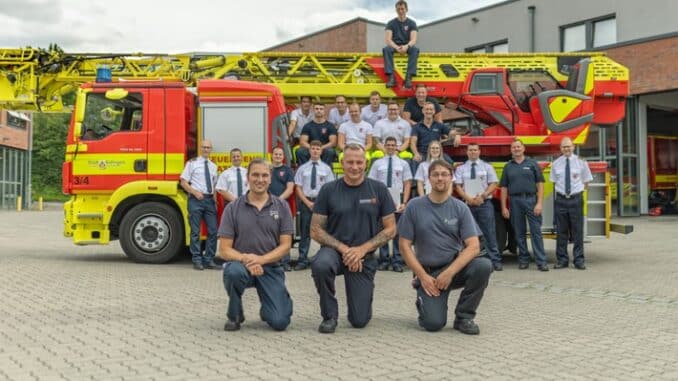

{"left": 495, "top": 209, "right": 508, "bottom": 255}
{"left": 119, "top": 202, "right": 184, "bottom": 264}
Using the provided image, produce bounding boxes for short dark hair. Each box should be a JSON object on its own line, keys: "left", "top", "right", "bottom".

{"left": 428, "top": 159, "right": 453, "bottom": 176}
{"left": 512, "top": 138, "right": 524, "bottom": 147}
{"left": 230, "top": 148, "right": 242, "bottom": 155}
{"left": 387, "top": 100, "right": 399, "bottom": 106}
{"left": 247, "top": 158, "right": 271, "bottom": 173}
{"left": 369, "top": 90, "right": 381, "bottom": 97}
{"left": 300, "top": 96, "right": 312, "bottom": 102}
{"left": 272, "top": 146, "right": 284, "bottom": 153}
{"left": 395, "top": 0, "right": 408, "bottom": 10}
{"left": 384, "top": 136, "right": 398, "bottom": 144}
{"left": 467, "top": 142, "right": 480, "bottom": 149}
{"left": 335, "top": 95, "right": 346, "bottom": 101}
{"left": 309, "top": 140, "right": 323, "bottom": 147}
{"left": 313, "top": 101, "right": 325, "bottom": 107}
{"left": 415, "top": 83, "right": 427, "bottom": 90}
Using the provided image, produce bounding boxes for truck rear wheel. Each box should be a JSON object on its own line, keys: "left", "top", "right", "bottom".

{"left": 119, "top": 202, "right": 184, "bottom": 264}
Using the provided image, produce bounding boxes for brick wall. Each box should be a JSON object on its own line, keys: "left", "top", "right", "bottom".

{"left": 266, "top": 20, "right": 367, "bottom": 52}
{"left": 0, "top": 112, "right": 30, "bottom": 150}
{"left": 605, "top": 36, "right": 678, "bottom": 95}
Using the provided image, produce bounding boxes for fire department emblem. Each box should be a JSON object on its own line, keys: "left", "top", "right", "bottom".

{"left": 321, "top": 128, "right": 327, "bottom": 135}
{"left": 98, "top": 160, "right": 107, "bottom": 169}
{"left": 573, "top": 174, "right": 579, "bottom": 179}
{"left": 279, "top": 171, "right": 285, "bottom": 177}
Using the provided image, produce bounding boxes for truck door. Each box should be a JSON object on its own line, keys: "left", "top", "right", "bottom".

{"left": 71, "top": 89, "right": 148, "bottom": 191}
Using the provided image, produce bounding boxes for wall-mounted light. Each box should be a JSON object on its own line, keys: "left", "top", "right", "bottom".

{"left": 471, "top": 17, "right": 479, "bottom": 23}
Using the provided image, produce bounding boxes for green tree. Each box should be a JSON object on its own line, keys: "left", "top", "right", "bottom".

{"left": 31, "top": 113, "right": 70, "bottom": 200}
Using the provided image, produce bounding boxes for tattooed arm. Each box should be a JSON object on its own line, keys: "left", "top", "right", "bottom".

{"left": 361, "top": 214, "right": 396, "bottom": 253}
{"left": 311, "top": 213, "right": 349, "bottom": 254}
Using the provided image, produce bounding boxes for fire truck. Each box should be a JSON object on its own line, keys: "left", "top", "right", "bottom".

{"left": 0, "top": 47, "right": 629, "bottom": 263}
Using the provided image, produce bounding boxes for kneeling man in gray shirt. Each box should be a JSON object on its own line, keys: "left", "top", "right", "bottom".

{"left": 398, "top": 159, "right": 492, "bottom": 334}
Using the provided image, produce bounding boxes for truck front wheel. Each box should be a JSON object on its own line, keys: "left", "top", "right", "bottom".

{"left": 119, "top": 202, "right": 184, "bottom": 264}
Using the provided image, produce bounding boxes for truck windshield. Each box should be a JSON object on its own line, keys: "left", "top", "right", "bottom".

{"left": 81, "top": 92, "right": 143, "bottom": 140}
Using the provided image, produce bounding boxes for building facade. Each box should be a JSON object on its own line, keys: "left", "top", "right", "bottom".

{"left": 0, "top": 111, "right": 32, "bottom": 209}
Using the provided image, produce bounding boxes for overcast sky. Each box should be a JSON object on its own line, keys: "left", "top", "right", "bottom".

{"left": 0, "top": 0, "right": 502, "bottom": 53}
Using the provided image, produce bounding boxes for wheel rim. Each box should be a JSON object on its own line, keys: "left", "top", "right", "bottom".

{"left": 131, "top": 214, "right": 170, "bottom": 253}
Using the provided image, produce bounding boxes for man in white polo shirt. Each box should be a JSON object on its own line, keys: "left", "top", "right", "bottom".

{"left": 216, "top": 148, "right": 249, "bottom": 203}
{"left": 372, "top": 100, "right": 412, "bottom": 160}
{"left": 338, "top": 103, "right": 373, "bottom": 160}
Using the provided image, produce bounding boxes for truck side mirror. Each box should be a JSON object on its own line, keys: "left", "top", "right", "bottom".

{"left": 105, "top": 88, "right": 128, "bottom": 100}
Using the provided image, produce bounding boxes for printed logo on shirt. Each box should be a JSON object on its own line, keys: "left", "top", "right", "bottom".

{"left": 433, "top": 128, "right": 439, "bottom": 132}
{"left": 359, "top": 198, "right": 378, "bottom": 204}
{"left": 270, "top": 210, "right": 279, "bottom": 220}
{"left": 321, "top": 128, "right": 327, "bottom": 135}
{"left": 278, "top": 170, "right": 285, "bottom": 177}
{"left": 443, "top": 217, "right": 458, "bottom": 226}
{"left": 523, "top": 166, "right": 531, "bottom": 170}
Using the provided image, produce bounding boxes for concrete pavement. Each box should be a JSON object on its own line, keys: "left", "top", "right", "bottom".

{"left": 0, "top": 209, "right": 676, "bottom": 380}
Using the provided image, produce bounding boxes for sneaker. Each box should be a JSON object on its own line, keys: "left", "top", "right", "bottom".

{"left": 282, "top": 263, "right": 292, "bottom": 272}
{"left": 453, "top": 319, "right": 480, "bottom": 335}
{"left": 318, "top": 318, "right": 337, "bottom": 334}
{"left": 537, "top": 265, "right": 550, "bottom": 272}
{"left": 392, "top": 264, "right": 404, "bottom": 273}
{"left": 204, "top": 261, "right": 220, "bottom": 270}
{"left": 294, "top": 262, "right": 308, "bottom": 271}
{"left": 518, "top": 263, "right": 529, "bottom": 270}
{"left": 493, "top": 262, "right": 503, "bottom": 271}
{"left": 574, "top": 263, "right": 587, "bottom": 270}
{"left": 193, "top": 262, "right": 204, "bottom": 271}
{"left": 377, "top": 262, "right": 390, "bottom": 271}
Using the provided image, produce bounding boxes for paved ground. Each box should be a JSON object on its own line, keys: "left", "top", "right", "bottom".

{"left": 1, "top": 206, "right": 677, "bottom": 380}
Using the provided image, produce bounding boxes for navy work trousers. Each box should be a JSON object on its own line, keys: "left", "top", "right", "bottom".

{"left": 188, "top": 195, "right": 217, "bottom": 265}
{"left": 379, "top": 213, "right": 403, "bottom": 266}
{"left": 509, "top": 195, "right": 547, "bottom": 266}
{"left": 415, "top": 257, "right": 492, "bottom": 332}
{"left": 469, "top": 200, "right": 501, "bottom": 264}
{"left": 382, "top": 45, "right": 420, "bottom": 76}
{"left": 222, "top": 262, "right": 293, "bottom": 331}
{"left": 555, "top": 193, "right": 585, "bottom": 266}
{"left": 297, "top": 199, "right": 313, "bottom": 265}
{"left": 311, "top": 247, "right": 377, "bottom": 328}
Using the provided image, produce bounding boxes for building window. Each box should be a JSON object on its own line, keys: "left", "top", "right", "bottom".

{"left": 6, "top": 111, "right": 30, "bottom": 129}
{"left": 466, "top": 39, "right": 509, "bottom": 53}
{"left": 561, "top": 15, "right": 616, "bottom": 51}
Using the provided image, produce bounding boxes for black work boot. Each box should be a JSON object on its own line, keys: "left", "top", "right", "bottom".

{"left": 386, "top": 74, "right": 396, "bottom": 88}
{"left": 403, "top": 74, "right": 413, "bottom": 89}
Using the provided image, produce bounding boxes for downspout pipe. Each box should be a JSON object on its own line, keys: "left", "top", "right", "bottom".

{"left": 528, "top": 5, "right": 536, "bottom": 52}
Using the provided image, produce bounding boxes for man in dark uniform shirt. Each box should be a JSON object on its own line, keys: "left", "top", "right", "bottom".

{"left": 383, "top": 0, "right": 419, "bottom": 89}
{"left": 296, "top": 102, "right": 338, "bottom": 165}
{"left": 500, "top": 139, "right": 549, "bottom": 271}
{"left": 270, "top": 146, "right": 295, "bottom": 271}
{"left": 310, "top": 144, "right": 396, "bottom": 334}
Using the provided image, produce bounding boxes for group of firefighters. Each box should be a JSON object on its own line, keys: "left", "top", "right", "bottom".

{"left": 178, "top": 85, "right": 593, "bottom": 334}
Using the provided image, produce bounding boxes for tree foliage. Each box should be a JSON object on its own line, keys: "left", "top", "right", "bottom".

{"left": 31, "top": 113, "right": 70, "bottom": 195}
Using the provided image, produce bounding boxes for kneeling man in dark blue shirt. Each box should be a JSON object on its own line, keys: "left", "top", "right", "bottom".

{"left": 399, "top": 160, "right": 492, "bottom": 334}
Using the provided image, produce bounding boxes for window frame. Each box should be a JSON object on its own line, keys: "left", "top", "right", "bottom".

{"left": 560, "top": 14, "right": 616, "bottom": 51}
{"left": 465, "top": 39, "right": 509, "bottom": 53}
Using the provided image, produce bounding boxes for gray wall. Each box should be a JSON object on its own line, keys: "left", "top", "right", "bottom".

{"left": 418, "top": 0, "right": 678, "bottom": 52}
{"left": 366, "top": 22, "right": 386, "bottom": 52}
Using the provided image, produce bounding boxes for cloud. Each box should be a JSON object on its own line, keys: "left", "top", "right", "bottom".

{"left": 0, "top": 0, "right": 63, "bottom": 24}
{"left": 0, "top": 0, "right": 503, "bottom": 53}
